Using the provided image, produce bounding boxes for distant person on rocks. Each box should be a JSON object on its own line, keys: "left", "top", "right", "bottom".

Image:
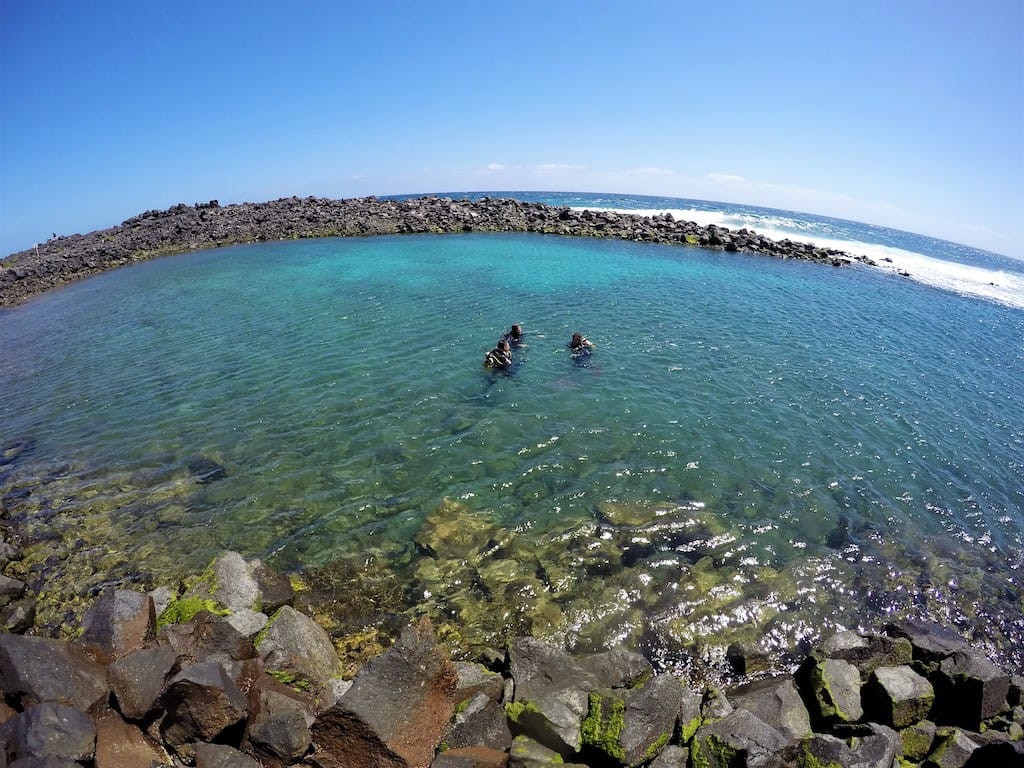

{"left": 569, "top": 332, "right": 594, "bottom": 355}
{"left": 484, "top": 338, "right": 513, "bottom": 370}
{"left": 503, "top": 323, "right": 525, "bottom": 346}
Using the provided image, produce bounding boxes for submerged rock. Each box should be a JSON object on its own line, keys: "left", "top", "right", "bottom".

{"left": 187, "top": 457, "right": 227, "bottom": 484}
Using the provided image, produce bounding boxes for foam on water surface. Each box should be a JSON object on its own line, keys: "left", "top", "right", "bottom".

{"left": 582, "top": 206, "right": 1024, "bottom": 309}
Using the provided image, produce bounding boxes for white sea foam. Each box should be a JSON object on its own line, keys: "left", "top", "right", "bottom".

{"left": 576, "top": 206, "right": 1024, "bottom": 310}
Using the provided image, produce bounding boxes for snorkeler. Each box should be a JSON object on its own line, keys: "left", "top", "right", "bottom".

{"left": 503, "top": 323, "right": 524, "bottom": 346}
{"left": 484, "top": 338, "right": 513, "bottom": 370}
{"left": 569, "top": 332, "right": 595, "bottom": 354}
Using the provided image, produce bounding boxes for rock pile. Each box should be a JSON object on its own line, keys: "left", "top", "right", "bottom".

{"left": 0, "top": 196, "right": 867, "bottom": 307}
{"left": 0, "top": 550, "right": 1021, "bottom": 767}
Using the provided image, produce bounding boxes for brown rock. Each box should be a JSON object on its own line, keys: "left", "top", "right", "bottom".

{"left": 94, "top": 710, "right": 169, "bottom": 768}
{"left": 311, "top": 617, "right": 458, "bottom": 768}
{"left": 247, "top": 687, "right": 313, "bottom": 765}
{"left": 81, "top": 588, "right": 156, "bottom": 660}
{"left": 156, "top": 610, "right": 257, "bottom": 666}
{"left": 159, "top": 660, "right": 249, "bottom": 757}
{"left": 194, "top": 741, "right": 263, "bottom": 768}
{"left": 108, "top": 645, "right": 178, "bottom": 721}
{"left": 432, "top": 746, "right": 509, "bottom": 768}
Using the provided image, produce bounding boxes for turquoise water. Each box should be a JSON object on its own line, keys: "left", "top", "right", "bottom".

{"left": 2, "top": 204, "right": 1023, "bottom": 675}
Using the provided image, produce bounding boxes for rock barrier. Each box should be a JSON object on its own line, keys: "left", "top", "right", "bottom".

{"left": 0, "top": 196, "right": 869, "bottom": 307}
{"left": 0, "top": 550, "right": 1021, "bottom": 767}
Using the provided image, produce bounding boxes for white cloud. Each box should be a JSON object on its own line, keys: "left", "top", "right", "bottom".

{"left": 486, "top": 163, "right": 508, "bottom": 171}
{"left": 535, "top": 163, "right": 585, "bottom": 172}
{"left": 707, "top": 173, "right": 745, "bottom": 183}
{"left": 632, "top": 167, "right": 674, "bottom": 176}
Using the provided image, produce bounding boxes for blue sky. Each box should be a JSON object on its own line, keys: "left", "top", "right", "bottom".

{"left": 1, "top": 0, "right": 1021, "bottom": 258}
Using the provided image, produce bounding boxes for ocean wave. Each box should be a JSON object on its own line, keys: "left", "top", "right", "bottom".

{"left": 578, "top": 206, "right": 1024, "bottom": 310}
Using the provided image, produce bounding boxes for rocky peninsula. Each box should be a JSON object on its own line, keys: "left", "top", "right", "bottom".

{"left": 0, "top": 195, "right": 870, "bottom": 308}
{"left": 0, "top": 550, "right": 1021, "bottom": 768}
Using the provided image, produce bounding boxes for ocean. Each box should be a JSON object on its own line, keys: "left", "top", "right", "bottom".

{"left": 1, "top": 192, "right": 1021, "bottom": 678}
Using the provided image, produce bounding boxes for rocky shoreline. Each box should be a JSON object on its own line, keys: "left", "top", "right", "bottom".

{"left": 0, "top": 550, "right": 1021, "bottom": 768}
{"left": 0, "top": 195, "right": 871, "bottom": 308}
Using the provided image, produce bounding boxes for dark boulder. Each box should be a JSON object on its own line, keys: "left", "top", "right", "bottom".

{"left": 690, "top": 709, "right": 790, "bottom": 768}
{"left": 822, "top": 630, "right": 913, "bottom": 675}
{"left": 159, "top": 660, "right": 249, "bottom": 758}
{"left": 0, "top": 597, "right": 36, "bottom": 633}
{"left": 924, "top": 727, "right": 980, "bottom": 768}
{"left": 432, "top": 746, "right": 510, "bottom": 768}
{"left": 580, "top": 674, "right": 684, "bottom": 767}
{"left": 796, "top": 656, "right": 863, "bottom": 727}
{"left": 107, "top": 645, "right": 178, "bottom": 721}
{"left": 445, "top": 693, "right": 512, "bottom": 752}
{"left": 933, "top": 648, "right": 1011, "bottom": 729}
{"left": 0, "top": 573, "right": 26, "bottom": 607}
{"left": 310, "top": 617, "right": 457, "bottom": 768}
{"left": 246, "top": 687, "right": 313, "bottom": 765}
{"left": 0, "top": 634, "right": 109, "bottom": 711}
{"left": 728, "top": 675, "right": 811, "bottom": 740}
{"left": 454, "top": 661, "right": 505, "bottom": 704}
{"left": 507, "top": 734, "right": 587, "bottom": 767}
{"left": 800, "top": 722, "right": 899, "bottom": 768}
{"left": 863, "top": 664, "right": 935, "bottom": 729}
{"left": 256, "top": 605, "right": 340, "bottom": 690}
{"left": 506, "top": 639, "right": 598, "bottom": 755}
{"left": 505, "top": 637, "right": 652, "bottom": 756}
{"left": 901, "top": 719, "right": 937, "bottom": 762}
{"left": 81, "top": 588, "right": 155, "bottom": 660}
{"left": 884, "top": 618, "right": 968, "bottom": 665}
{"left": 648, "top": 744, "right": 690, "bottom": 767}
{"left": 193, "top": 741, "right": 263, "bottom": 768}
{"left": 963, "top": 738, "right": 1024, "bottom": 767}
{"left": 206, "top": 551, "right": 261, "bottom": 612}
{"left": 156, "top": 610, "right": 257, "bottom": 666}
{"left": 0, "top": 702, "right": 96, "bottom": 764}
{"left": 584, "top": 647, "right": 654, "bottom": 690}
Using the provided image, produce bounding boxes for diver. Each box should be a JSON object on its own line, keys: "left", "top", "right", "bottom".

{"left": 503, "top": 323, "right": 525, "bottom": 347}
{"left": 484, "top": 338, "right": 513, "bottom": 370}
{"left": 569, "top": 332, "right": 595, "bottom": 355}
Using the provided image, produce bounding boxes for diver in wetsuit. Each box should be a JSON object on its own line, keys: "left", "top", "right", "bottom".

{"left": 484, "top": 338, "right": 513, "bottom": 370}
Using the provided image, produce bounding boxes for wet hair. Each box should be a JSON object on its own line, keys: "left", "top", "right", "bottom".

{"left": 571, "top": 332, "right": 584, "bottom": 347}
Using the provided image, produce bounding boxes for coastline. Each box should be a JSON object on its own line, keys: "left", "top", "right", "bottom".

{"left": 0, "top": 549, "right": 1020, "bottom": 767}
{"left": 2, "top": 197, "right": 1023, "bottom": 764}
{"left": 0, "top": 195, "right": 866, "bottom": 309}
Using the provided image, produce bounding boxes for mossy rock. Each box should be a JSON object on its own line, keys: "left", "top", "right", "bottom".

{"left": 581, "top": 690, "right": 627, "bottom": 762}
{"left": 156, "top": 595, "right": 228, "bottom": 628}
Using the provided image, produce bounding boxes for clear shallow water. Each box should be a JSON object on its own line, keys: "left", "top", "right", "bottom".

{"left": 2, "top": 198, "right": 1023, "bottom": 677}
{"left": 421, "top": 191, "right": 1024, "bottom": 309}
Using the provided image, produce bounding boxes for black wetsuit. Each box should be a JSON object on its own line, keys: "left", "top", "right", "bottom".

{"left": 485, "top": 347, "right": 512, "bottom": 369}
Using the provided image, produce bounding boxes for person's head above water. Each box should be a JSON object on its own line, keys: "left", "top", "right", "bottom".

{"left": 569, "top": 332, "right": 595, "bottom": 352}
{"left": 508, "top": 324, "right": 522, "bottom": 339}
{"left": 485, "top": 337, "right": 513, "bottom": 369}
